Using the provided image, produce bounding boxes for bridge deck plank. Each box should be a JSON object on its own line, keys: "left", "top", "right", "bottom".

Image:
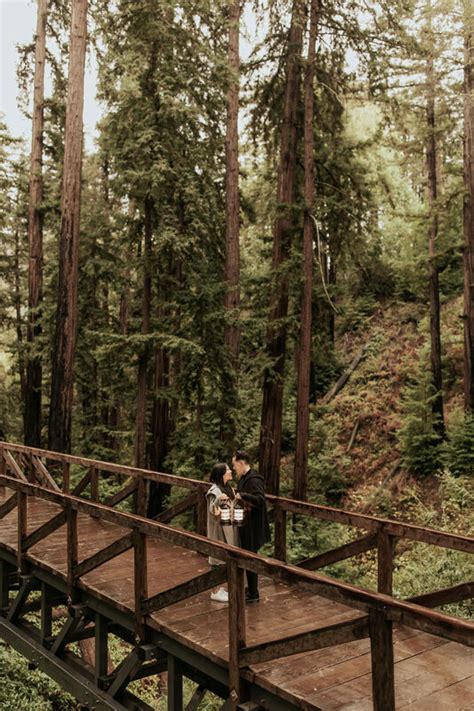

{"left": 0, "top": 489, "right": 471, "bottom": 710}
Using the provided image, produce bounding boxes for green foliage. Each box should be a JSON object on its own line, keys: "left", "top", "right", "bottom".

{"left": 0, "top": 641, "right": 77, "bottom": 709}
{"left": 398, "top": 350, "right": 443, "bottom": 476}
{"left": 442, "top": 412, "right": 474, "bottom": 476}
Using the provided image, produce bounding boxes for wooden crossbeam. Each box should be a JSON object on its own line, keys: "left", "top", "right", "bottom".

{"left": 186, "top": 685, "right": 207, "bottom": 711}
{"left": 239, "top": 615, "right": 369, "bottom": 667}
{"left": 73, "top": 533, "right": 134, "bottom": 580}
{"left": 141, "top": 565, "right": 227, "bottom": 614}
{"left": 31, "top": 456, "right": 60, "bottom": 491}
{"left": 72, "top": 469, "right": 92, "bottom": 496}
{"left": 107, "top": 648, "right": 143, "bottom": 698}
{"left": 50, "top": 605, "right": 91, "bottom": 656}
{"left": 104, "top": 479, "right": 137, "bottom": 507}
{"left": 0, "top": 493, "right": 17, "bottom": 520}
{"left": 7, "top": 576, "right": 38, "bottom": 624}
{"left": 408, "top": 581, "right": 474, "bottom": 608}
{"left": 22, "top": 510, "right": 67, "bottom": 551}
{"left": 298, "top": 533, "right": 377, "bottom": 570}
{"left": 155, "top": 491, "right": 198, "bottom": 523}
{"left": 3, "top": 452, "right": 28, "bottom": 482}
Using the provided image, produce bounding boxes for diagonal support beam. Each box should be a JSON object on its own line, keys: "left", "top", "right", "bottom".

{"left": 155, "top": 492, "right": 198, "bottom": 523}
{"left": 104, "top": 480, "right": 137, "bottom": 507}
{"left": 73, "top": 533, "right": 134, "bottom": 580}
{"left": 72, "top": 469, "right": 92, "bottom": 497}
{"left": 3, "top": 451, "right": 28, "bottom": 482}
{"left": 239, "top": 615, "right": 369, "bottom": 667}
{"left": 0, "top": 493, "right": 18, "bottom": 520}
{"left": 141, "top": 565, "right": 227, "bottom": 615}
{"left": 51, "top": 605, "right": 92, "bottom": 656}
{"left": 31, "top": 456, "right": 61, "bottom": 491}
{"left": 7, "top": 576, "right": 38, "bottom": 624}
{"left": 297, "top": 533, "right": 378, "bottom": 571}
{"left": 407, "top": 581, "right": 474, "bottom": 608}
{"left": 107, "top": 648, "right": 143, "bottom": 698}
{"left": 22, "top": 510, "right": 67, "bottom": 551}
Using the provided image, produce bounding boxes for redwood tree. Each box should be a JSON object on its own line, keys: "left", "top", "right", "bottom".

{"left": 25, "top": 0, "right": 48, "bottom": 447}
{"left": 425, "top": 1, "right": 444, "bottom": 435}
{"left": 48, "top": 0, "right": 88, "bottom": 453}
{"left": 294, "top": 0, "right": 319, "bottom": 501}
{"left": 259, "top": 0, "right": 303, "bottom": 494}
{"left": 224, "top": 0, "right": 241, "bottom": 365}
{"left": 463, "top": 0, "right": 474, "bottom": 412}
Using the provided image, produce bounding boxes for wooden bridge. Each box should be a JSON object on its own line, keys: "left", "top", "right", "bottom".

{"left": 0, "top": 442, "right": 472, "bottom": 710}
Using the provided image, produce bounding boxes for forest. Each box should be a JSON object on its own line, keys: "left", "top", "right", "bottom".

{"left": 0, "top": 0, "right": 473, "bottom": 708}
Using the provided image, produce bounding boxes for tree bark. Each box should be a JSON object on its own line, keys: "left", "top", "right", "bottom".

{"left": 463, "top": 0, "right": 474, "bottom": 412}
{"left": 147, "top": 341, "right": 171, "bottom": 517}
{"left": 224, "top": 0, "right": 241, "bottom": 365}
{"left": 425, "top": 3, "right": 444, "bottom": 435}
{"left": 134, "top": 196, "right": 153, "bottom": 469}
{"left": 259, "top": 0, "right": 303, "bottom": 495}
{"left": 294, "top": 0, "right": 318, "bottom": 501}
{"left": 48, "top": 0, "right": 88, "bottom": 453}
{"left": 25, "top": 0, "right": 48, "bottom": 448}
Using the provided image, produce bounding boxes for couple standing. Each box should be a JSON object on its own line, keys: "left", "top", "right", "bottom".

{"left": 207, "top": 450, "right": 270, "bottom": 604}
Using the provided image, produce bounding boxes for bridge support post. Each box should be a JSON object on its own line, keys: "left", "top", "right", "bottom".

{"left": 95, "top": 612, "right": 109, "bottom": 682}
{"left": 369, "top": 608, "right": 395, "bottom": 711}
{"left": 167, "top": 654, "right": 183, "bottom": 711}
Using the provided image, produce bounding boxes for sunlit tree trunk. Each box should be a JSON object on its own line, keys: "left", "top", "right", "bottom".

{"left": 259, "top": 0, "right": 304, "bottom": 494}
{"left": 134, "top": 196, "right": 153, "bottom": 469}
{"left": 463, "top": 0, "right": 474, "bottom": 412}
{"left": 48, "top": 0, "right": 88, "bottom": 453}
{"left": 25, "top": 0, "right": 48, "bottom": 447}
{"left": 294, "top": 0, "right": 318, "bottom": 501}
{"left": 425, "top": 1, "right": 444, "bottom": 435}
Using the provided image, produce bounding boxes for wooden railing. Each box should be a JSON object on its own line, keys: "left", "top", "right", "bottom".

{"left": 0, "top": 442, "right": 471, "bottom": 598}
{"left": 0, "top": 472, "right": 473, "bottom": 709}
{"left": 0, "top": 442, "right": 473, "bottom": 710}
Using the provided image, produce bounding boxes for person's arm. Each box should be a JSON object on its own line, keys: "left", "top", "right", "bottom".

{"left": 239, "top": 477, "right": 265, "bottom": 508}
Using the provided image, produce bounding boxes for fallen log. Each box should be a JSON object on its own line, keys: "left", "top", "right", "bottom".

{"left": 320, "top": 347, "right": 367, "bottom": 405}
{"left": 347, "top": 417, "right": 361, "bottom": 452}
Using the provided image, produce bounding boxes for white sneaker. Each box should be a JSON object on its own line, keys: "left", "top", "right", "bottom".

{"left": 210, "top": 588, "right": 228, "bottom": 603}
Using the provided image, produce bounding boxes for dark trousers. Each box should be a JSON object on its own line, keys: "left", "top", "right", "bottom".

{"left": 240, "top": 531, "right": 259, "bottom": 595}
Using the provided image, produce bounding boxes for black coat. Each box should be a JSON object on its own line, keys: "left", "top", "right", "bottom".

{"left": 237, "top": 468, "right": 271, "bottom": 552}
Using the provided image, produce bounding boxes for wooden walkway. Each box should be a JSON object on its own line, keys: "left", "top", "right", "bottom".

{"left": 0, "top": 443, "right": 472, "bottom": 710}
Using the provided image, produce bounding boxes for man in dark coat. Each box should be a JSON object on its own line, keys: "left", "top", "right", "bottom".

{"left": 232, "top": 450, "right": 270, "bottom": 603}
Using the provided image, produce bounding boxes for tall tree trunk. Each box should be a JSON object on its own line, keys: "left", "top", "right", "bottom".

{"left": 147, "top": 340, "right": 171, "bottom": 517}
{"left": 224, "top": 0, "right": 240, "bottom": 363}
{"left": 25, "top": 0, "right": 48, "bottom": 447}
{"left": 14, "top": 226, "right": 26, "bottom": 405}
{"left": 294, "top": 0, "right": 318, "bottom": 501}
{"left": 425, "top": 4, "right": 444, "bottom": 435}
{"left": 463, "top": 0, "right": 474, "bottom": 412}
{"left": 222, "top": 0, "right": 241, "bottom": 448}
{"left": 259, "top": 1, "right": 303, "bottom": 494}
{"left": 48, "top": 0, "right": 88, "bottom": 453}
{"left": 134, "top": 196, "right": 153, "bottom": 469}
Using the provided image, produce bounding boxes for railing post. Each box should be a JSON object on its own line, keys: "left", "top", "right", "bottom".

{"left": 62, "top": 461, "right": 70, "bottom": 494}
{"left": 133, "top": 528, "right": 148, "bottom": 641}
{"left": 196, "top": 489, "right": 207, "bottom": 536}
{"left": 274, "top": 505, "right": 287, "bottom": 561}
{"left": 135, "top": 477, "right": 147, "bottom": 518}
{"left": 0, "top": 449, "right": 5, "bottom": 496}
{"left": 377, "top": 529, "right": 395, "bottom": 595}
{"left": 227, "top": 560, "right": 246, "bottom": 708}
{"left": 167, "top": 654, "right": 183, "bottom": 710}
{"left": 40, "top": 582, "right": 53, "bottom": 644}
{"left": 90, "top": 466, "right": 99, "bottom": 503}
{"left": 17, "top": 490, "right": 27, "bottom": 573}
{"left": 66, "top": 504, "right": 78, "bottom": 602}
{"left": 95, "top": 612, "right": 108, "bottom": 683}
{"left": 369, "top": 608, "right": 395, "bottom": 710}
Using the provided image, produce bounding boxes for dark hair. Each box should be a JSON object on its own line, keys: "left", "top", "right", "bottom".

{"left": 233, "top": 450, "right": 251, "bottom": 465}
{"left": 209, "top": 462, "right": 234, "bottom": 497}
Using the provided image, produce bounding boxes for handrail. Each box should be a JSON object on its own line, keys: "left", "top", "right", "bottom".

{"left": 0, "top": 471, "right": 472, "bottom": 710}
{"left": 0, "top": 441, "right": 472, "bottom": 554}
